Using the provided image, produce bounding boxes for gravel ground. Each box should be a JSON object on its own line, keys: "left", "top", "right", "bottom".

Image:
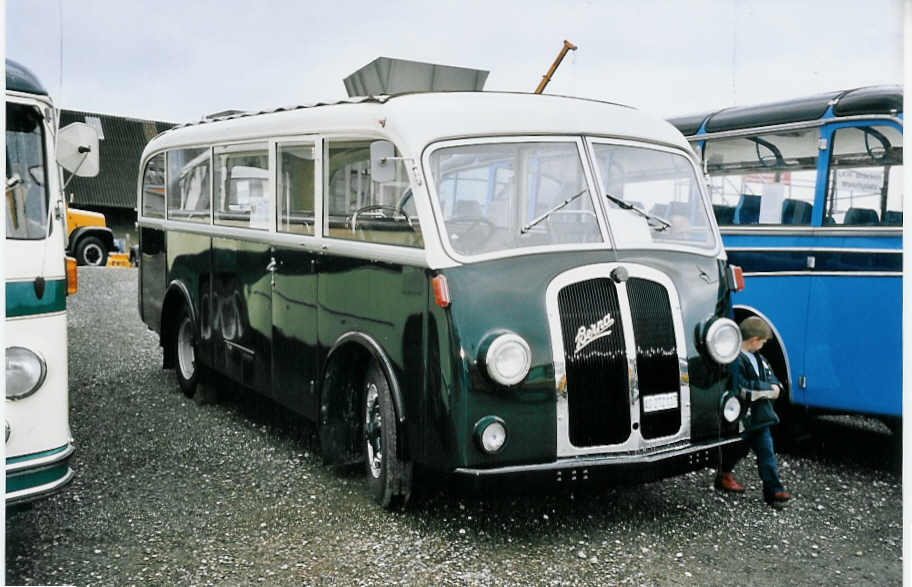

{"left": 6, "top": 267, "right": 903, "bottom": 586}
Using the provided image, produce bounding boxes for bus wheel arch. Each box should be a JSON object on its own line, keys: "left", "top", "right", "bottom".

{"left": 160, "top": 282, "right": 197, "bottom": 371}
{"left": 733, "top": 304, "right": 804, "bottom": 442}
{"left": 319, "top": 333, "right": 411, "bottom": 506}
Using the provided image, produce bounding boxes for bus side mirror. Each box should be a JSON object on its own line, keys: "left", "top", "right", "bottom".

{"left": 370, "top": 140, "right": 396, "bottom": 184}
{"left": 57, "top": 122, "right": 100, "bottom": 178}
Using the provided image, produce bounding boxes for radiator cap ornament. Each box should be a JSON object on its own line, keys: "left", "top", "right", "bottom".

{"left": 610, "top": 266, "right": 629, "bottom": 283}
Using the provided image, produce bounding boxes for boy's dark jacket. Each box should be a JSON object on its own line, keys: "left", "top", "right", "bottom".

{"left": 737, "top": 350, "right": 781, "bottom": 432}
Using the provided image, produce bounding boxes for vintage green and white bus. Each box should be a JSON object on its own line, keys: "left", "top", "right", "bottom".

{"left": 5, "top": 59, "right": 99, "bottom": 506}
{"left": 137, "top": 91, "right": 747, "bottom": 507}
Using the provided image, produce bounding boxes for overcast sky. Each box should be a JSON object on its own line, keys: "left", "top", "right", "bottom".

{"left": 5, "top": 0, "right": 905, "bottom": 124}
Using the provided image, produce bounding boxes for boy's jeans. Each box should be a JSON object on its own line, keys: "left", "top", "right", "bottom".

{"left": 721, "top": 425, "right": 784, "bottom": 498}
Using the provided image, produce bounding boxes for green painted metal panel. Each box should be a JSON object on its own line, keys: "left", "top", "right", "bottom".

{"left": 6, "top": 463, "right": 69, "bottom": 493}
{"left": 5, "top": 279, "right": 66, "bottom": 318}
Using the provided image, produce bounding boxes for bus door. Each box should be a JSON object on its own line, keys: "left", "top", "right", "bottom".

{"left": 211, "top": 143, "right": 273, "bottom": 394}
{"left": 802, "top": 121, "right": 903, "bottom": 417}
{"left": 271, "top": 140, "right": 320, "bottom": 418}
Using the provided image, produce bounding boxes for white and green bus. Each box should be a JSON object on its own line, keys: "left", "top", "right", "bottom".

{"left": 5, "top": 59, "right": 98, "bottom": 506}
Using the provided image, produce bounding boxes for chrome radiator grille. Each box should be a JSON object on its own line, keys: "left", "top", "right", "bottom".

{"left": 549, "top": 265, "right": 686, "bottom": 454}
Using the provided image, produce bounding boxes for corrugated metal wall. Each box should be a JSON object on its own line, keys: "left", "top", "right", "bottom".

{"left": 59, "top": 110, "right": 174, "bottom": 209}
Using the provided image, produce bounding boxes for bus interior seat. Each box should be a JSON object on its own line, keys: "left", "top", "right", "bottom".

{"left": 781, "top": 199, "right": 812, "bottom": 225}
{"left": 712, "top": 204, "right": 736, "bottom": 225}
{"left": 883, "top": 210, "right": 903, "bottom": 225}
{"left": 843, "top": 207, "right": 879, "bottom": 225}
{"left": 823, "top": 215, "right": 837, "bottom": 225}
{"left": 734, "top": 194, "right": 761, "bottom": 224}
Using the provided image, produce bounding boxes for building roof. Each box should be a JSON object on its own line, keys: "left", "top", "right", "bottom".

{"left": 60, "top": 110, "right": 175, "bottom": 209}
{"left": 668, "top": 85, "right": 903, "bottom": 136}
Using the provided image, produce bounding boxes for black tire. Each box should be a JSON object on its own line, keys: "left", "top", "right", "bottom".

{"left": 363, "top": 361, "right": 411, "bottom": 509}
{"left": 173, "top": 307, "right": 200, "bottom": 397}
{"left": 75, "top": 236, "right": 108, "bottom": 266}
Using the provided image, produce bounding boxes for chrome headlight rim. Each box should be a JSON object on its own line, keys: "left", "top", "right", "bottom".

{"left": 484, "top": 332, "right": 532, "bottom": 386}
{"left": 6, "top": 346, "right": 48, "bottom": 401}
{"left": 721, "top": 393, "right": 742, "bottom": 423}
{"left": 473, "top": 415, "right": 508, "bottom": 454}
{"left": 704, "top": 318, "right": 742, "bottom": 364}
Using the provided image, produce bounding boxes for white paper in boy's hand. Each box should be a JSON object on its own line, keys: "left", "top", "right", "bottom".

{"left": 742, "top": 388, "right": 777, "bottom": 401}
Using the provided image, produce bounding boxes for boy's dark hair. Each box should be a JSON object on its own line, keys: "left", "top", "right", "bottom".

{"left": 740, "top": 316, "right": 772, "bottom": 340}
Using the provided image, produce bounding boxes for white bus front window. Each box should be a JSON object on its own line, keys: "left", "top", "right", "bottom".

{"left": 429, "top": 141, "right": 601, "bottom": 257}
{"left": 591, "top": 143, "right": 715, "bottom": 249}
{"left": 6, "top": 103, "right": 49, "bottom": 240}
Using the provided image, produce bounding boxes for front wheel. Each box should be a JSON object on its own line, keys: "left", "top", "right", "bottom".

{"left": 363, "top": 361, "right": 411, "bottom": 508}
{"left": 174, "top": 308, "right": 199, "bottom": 397}
{"left": 76, "top": 236, "right": 108, "bottom": 266}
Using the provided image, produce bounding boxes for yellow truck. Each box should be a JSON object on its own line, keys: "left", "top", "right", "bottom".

{"left": 65, "top": 207, "right": 129, "bottom": 266}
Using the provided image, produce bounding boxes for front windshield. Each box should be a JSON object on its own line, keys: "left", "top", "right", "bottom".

{"left": 429, "top": 141, "right": 602, "bottom": 256}
{"left": 591, "top": 143, "right": 715, "bottom": 249}
{"left": 6, "top": 102, "right": 49, "bottom": 240}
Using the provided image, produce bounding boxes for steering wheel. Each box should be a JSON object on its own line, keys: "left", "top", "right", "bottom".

{"left": 350, "top": 204, "right": 403, "bottom": 234}
{"left": 446, "top": 215, "right": 497, "bottom": 249}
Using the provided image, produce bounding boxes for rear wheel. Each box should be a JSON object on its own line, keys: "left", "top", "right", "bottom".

{"left": 363, "top": 361, "right": 411, "bottom": 508}
{"left": 174, "top": 308, "right": 199, "bottom": 397}
{"left": 76, "top": 236, "right": 108, "bottom": 266}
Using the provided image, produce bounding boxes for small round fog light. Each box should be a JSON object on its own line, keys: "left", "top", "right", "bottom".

{"left": 474, "top": 416, "right": 507, "bottom": 454}
{"left": 722, "top": 395, "right": 742, "bottom": 423}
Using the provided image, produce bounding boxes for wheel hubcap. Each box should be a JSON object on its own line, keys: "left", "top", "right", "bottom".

{"left": 84, "top": 243, "right": 103, "bottom": 266}
{"left": 177, "top": 317, "right": 195, "bottom": 381}
{"left": 364, "top": 383, "right": 383, "bottom": 479}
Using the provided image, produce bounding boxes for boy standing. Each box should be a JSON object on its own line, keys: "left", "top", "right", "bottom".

{"left": 714, "top": 316, "right": 791, "bottom": 506}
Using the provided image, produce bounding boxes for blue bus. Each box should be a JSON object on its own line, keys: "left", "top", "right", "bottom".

{"left": 669, "top": 86, "right": 902, "bottom": 432}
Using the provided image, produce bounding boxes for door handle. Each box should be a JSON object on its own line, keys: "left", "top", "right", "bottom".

{"left": 266, "top": 257, "right": 277, "bottom": 273}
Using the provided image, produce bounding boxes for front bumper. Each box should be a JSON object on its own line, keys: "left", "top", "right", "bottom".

{"left": 6, "top": 442, "right": 75, "bottom": 506}
{"left": 453, "top": 436, "right": 739, "bottom": 492}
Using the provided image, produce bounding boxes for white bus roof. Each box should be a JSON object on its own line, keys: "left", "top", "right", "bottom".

{"left": 144, "top": 92, "right": 691, "bottom": 158}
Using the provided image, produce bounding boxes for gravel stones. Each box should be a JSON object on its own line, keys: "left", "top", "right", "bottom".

{"left": 6, "top": 267, "right": 903, "bottom": 585}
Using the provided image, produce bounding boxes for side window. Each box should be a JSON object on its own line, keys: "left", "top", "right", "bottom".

{"left": 324, "top": 139, "right": 422, "bottom": 248}
{"left": 826, "top": 125, "right": 903, "bottom": 226}
{"left": 277, "top": 143, "right": 315, "bottom": 235}
{"left": 167, "top": 147, "right": 211, "bottom": 222}
{"left": 141, "top": 153, "right": 166, "bottom": 218}
{"left": 703, "top": 128, "right": 818, "bottom": 226}
{"left": 215, "top": 143, "right": 269, "bottom": 229}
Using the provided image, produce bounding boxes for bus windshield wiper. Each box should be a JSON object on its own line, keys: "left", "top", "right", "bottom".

{"left": 604, "top": 192, "right": 671, "bottom": 231}
{"left": 520, "top": 188, "right": 588, "bottom": 234}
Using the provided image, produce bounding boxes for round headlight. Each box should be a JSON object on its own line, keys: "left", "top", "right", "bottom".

{"left": 474, "top": 416, "right": 508, "bottom": 454}
{"left": 704, "top": 318, "right": 742, "bottom": 364}
{"left": 485, "top": 333, "right": 532, "bottom": 386}
{"left": 6, "top": 346, "right": 47, "bottom": 400}
{"left": 722, "top": 394, "right": 742, "bottom": 423}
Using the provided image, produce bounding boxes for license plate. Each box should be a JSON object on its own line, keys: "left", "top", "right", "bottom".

{"left": 643, "top": 392, "right": 678, "bottom": 413}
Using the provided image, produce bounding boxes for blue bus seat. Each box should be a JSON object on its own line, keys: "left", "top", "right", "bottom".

{"left": 734, "top": 194, "right": 761, "bottom": 224}
{"left": 883, "top": 210, "right": 903, "bottom": 225}
{"left": 781, "top": 199, "right": 812, "bottom": 225}
{"left": 712, "top": 204, "right": 735, "bottom": 225}
{"left": 844, "top": 207, "right": 879, "bottom": 225}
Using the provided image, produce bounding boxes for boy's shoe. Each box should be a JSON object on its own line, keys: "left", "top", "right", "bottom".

{"left": 714, "top": 472, "right": 745, "bottom": 493}
{"left": 764, "top": 490, "right": 791, "bottom": 505}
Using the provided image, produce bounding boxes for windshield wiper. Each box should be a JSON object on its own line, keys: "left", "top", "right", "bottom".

{"left": 604, "top": 192, "right": 671, "bottom": 231}
{"left": 520, "top": 188, "right": 588, "bottom": 234}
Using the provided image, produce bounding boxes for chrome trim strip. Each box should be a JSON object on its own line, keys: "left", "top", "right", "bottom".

{"left": 5, "top": 310, "right": 67, "bottom": 322}
{"left": 744, "top": 271, "right": 902, "bottom": 277}
{"left": 224, "top": 340, "right": 255, "bottom": 356}
{"left": 6, "top": 442, "right": 75, "bottom": 474}
{"left": 545, "top": 263, "right": 691, "bottom": 458}
{"left": 685, "top": 114, "right": 903, "bottom": 142}
{"left": 6, "top": 468, "right": 74, "bottom": 506}
{"left": 727, "top": 247, "right": 901, "bottom": 253}
{"left": 137, "top": 219, "right": 429, "bottom": 267}
{"left": 719, "top": 226, "right": 902, "bottom": 237}
{"left": 454, "top": 437, "right": 740, "bottom": 476}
